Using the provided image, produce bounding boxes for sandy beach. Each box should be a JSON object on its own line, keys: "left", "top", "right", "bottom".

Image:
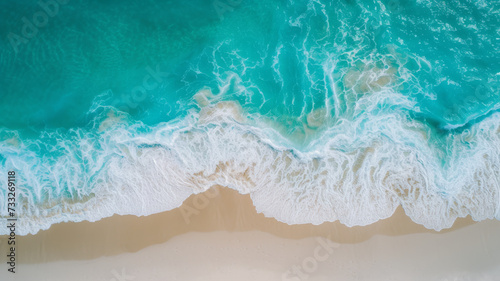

{"left": 1, "top": 0, "right": 499, "bottom": 280}
{"left": 1, "top": 186, "right": 499, "bottom": 281}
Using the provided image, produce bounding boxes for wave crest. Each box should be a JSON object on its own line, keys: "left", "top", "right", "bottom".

{"left": 1, "top": 95, "right": 500, "bottom": 235}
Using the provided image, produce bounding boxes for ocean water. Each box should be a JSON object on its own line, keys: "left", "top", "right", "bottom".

{"left": 0, "top": 0, "right": 499, "bottom": 235}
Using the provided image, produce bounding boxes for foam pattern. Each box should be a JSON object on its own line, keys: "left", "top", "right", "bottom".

{"left": 1, "top": 90, "right": 499, "bottom": 235}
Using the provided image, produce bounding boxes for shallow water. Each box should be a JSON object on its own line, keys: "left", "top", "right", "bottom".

{"left": 0, "top": 0, "right": 499, "bottom": 234}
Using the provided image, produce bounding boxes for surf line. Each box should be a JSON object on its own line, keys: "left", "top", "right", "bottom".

{"left": 6, "top": 170, "right": 17, "bottom": 274}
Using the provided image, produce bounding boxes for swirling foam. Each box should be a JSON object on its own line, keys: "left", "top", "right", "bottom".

{"left": 1, "top": 87, "right": 499, "bottom": 235}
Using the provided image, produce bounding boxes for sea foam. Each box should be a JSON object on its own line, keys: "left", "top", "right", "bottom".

{"left": 1, "top": 87, "right": 499, "bottom": 235}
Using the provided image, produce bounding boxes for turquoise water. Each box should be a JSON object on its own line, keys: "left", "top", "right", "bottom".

{"left": 0, "top": 0, "right": 499, "bottom": 234}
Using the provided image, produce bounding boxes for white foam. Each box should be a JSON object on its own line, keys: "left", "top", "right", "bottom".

{"left": 1, "top": 91, "right": 500, "bottom": 235}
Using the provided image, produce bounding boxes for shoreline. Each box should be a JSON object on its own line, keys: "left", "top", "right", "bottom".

{"left": 0, "top": 187, "right": 485, "bottom": 260}
{"left": 1, "top": 187, "right": 499, "bottom": 280}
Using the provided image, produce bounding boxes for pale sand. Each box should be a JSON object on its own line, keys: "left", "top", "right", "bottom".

{"left": 1, "top": 186, "right": 500, "bottom": 281}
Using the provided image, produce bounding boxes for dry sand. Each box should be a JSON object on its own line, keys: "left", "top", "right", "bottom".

{"left": 1, "top": 186, "right": 500, "bottom": 281}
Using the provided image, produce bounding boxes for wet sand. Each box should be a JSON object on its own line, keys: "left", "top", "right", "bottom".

{"left": 1, "top": 186, "right": 499, "bottom": 281}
